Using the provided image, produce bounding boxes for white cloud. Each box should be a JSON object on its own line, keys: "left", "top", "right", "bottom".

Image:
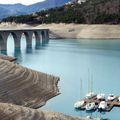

{"left": 0, "top": 0, "right": 45, "bottom": 5}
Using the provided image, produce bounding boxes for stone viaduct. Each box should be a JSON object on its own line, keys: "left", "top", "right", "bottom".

{"left": 0, "top": 29, "right": 49, "bottom": 51}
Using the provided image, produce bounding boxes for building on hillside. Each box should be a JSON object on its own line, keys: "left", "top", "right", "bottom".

{"left": 74, "top": 0, "right": 86, "bottom": 4}
{"left": 65, "top": 0, "right": 86, "bottom": 5}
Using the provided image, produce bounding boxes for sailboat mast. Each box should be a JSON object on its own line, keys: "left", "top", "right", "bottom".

{"left": 80, "top": 78, "right": 82, "bottom": 99}
{"left": 88, "top": 69, "right": 90, "bottom": 93}
{"left": 90, "top": 74, "right": 93, "bottom": 93}
{"left": 88, "top": 69, "right": 93, "bottom": 93}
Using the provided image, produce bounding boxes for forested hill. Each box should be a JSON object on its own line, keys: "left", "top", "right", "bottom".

{"left": 2, "top": 0, "right": 120, "bottom": 24}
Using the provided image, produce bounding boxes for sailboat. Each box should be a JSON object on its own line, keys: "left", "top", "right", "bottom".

{"left": 74, "top": 79, "right": 85, "bottom": 109}
{"left": 74, "top": 100, "right": 85, "bottom": 109}
{"left": 86, "top": 71, "right": 96, "bottom": 99}
{"left": 85, "top": 71, "right": 97, "bottom": 111}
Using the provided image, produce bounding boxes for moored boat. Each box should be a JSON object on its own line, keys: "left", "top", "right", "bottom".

{"left": 107, "top": 94, "right": 116, "bottom": 101}
{"left": 97, "top": 93, "right": 105, "bottom": 100}
{"left": 98, "top": 101, "right": 108, "bottom": 111}
{"left": 86, "top": 92, "right": 96, "bottom": 99}
{"left": 118, "top": 97, "right": 120, "bottom": 102}
{"left": 85, "top": 102, "right": 96, "bottom": 111}
{"left": 74, "top": 100, "right": 85, "bottom": 109}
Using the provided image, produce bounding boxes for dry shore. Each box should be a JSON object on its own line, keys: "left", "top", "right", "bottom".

{"left": 0, "top": 22, "right": 120, "bottom": 39}
{"left": 0, "top": 102, "right": 99, "bottom": 120}
{"left": 36, "top": 23, "right": 120, "bottom": 39}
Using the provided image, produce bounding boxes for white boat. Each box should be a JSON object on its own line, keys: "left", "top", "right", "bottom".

{"left": 107, "top": 94, "right": 116, "bottom": 101}
{"left": 98, "top": 101, "right": 108, "bottom": 111}
{"left": 74, "top": 100, "right": 85, "bottom": 109}
{"left": 118, "top": 97, "right": 120, "bottom": 101}
{"left": 85, "top": 102, "right": 96, "bottom": 111}
{"left": 86, "top": 92, "right": 96, "bottom": 99}
{"left": 97, "top": 93, "right": 105, "bottom": 100}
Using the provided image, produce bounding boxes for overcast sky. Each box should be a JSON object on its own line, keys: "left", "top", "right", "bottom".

{"left": 0, "top": 0, "right": 45, "bottom": 5}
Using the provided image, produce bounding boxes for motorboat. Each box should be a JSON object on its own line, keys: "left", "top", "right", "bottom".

{"left": 74, "top": 100, "right": 85, "bottom": 109}
{"left": 97, "top": 93, "right": 105, "bottom": 100}
{"left": 85, "top": 102, "right": 96, "bottom": 111}
{"left": 107, "top": 94, "right": 116, "bottom": 101}
{"left": 98, "top": 101, "right": 108, "bottom": 111}
{"left": 86, "top": 92, "right": 96, "bottom": 99}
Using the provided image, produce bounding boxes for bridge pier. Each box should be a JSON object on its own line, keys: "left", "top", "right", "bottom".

{"left": 0, "top": 32, "right": 9, "bottom": 51}
{"left": 34, "top": 31, "right": 41, "bottom": 49}
{"left": 45, "top": 30, "right": 49, "bottom": 40}
{"left": 12, "top": 32, "right": 22, "bottom": 51}
{"left": 41, "top": 31, "right": 46, "bottom": 41}
{"left": 24, "top": 31, "right": 33, "bottom": 49}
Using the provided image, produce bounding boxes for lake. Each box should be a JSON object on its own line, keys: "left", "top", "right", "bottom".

{"left": 5, "top": 36, "right": 120, "bottom": 120}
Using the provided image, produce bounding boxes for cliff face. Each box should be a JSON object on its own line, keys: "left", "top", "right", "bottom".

{"left": 0, "top": 102, "right": 90, "bottom": 120}
{"left": 0, "top": 59, "right": 60, "bottom": 109}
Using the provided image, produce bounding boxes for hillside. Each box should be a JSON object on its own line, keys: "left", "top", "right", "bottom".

{"left": 0, "top": 4, "right": 26, "bottom": 19}
{"left": 2, "top": 0, "right": 120, "bottom": 24}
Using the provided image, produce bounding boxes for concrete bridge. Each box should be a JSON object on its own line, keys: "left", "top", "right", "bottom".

{"left": 0, "top": 29, "right": 49, "bottom": 51}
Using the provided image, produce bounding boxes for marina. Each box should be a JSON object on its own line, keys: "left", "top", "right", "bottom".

{"left": 74, "top": 93, "right": 120, "bottom": 112}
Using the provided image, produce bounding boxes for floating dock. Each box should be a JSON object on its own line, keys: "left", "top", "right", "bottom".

{"left": 0, "top": 54, "right": 17, "bottom": 62}
{"left": 79, "top": 95, "right": 120, "bottom": 112}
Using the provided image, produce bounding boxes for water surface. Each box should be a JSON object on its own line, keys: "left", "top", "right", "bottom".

{"left": 5, "top": 37, "right": 120, "bottom": 119}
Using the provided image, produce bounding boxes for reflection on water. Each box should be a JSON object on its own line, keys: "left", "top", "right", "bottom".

{"left": 2, "top": 38, "right": 120, "bottom": 120}
{"left": 1, "top": 50, "right": 7, "bottom": 55}
{"left": 14, "top": 48, "right": 22, "bottom": 63}
{"left": 26, "top": 46, "right": 33, "bottom": 54}
{"left": 35, "top": 41, "right": 42, "bottom": 49}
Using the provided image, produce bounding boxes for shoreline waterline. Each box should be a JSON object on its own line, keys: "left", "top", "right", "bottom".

{"left": 36, "top": 24, "right": 120, "bottom": 39}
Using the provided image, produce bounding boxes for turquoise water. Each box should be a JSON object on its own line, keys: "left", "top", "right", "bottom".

{"left": 5, "top": 36, "right": 120, "bottom": 119}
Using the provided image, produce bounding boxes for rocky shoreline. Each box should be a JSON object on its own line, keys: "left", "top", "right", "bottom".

{"left": 0, "top": 102, "right": 97, "bottom": 120}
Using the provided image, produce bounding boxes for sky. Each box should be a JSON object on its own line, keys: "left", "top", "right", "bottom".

{"left": 0, "top": 0, "right": 45, "bottom": 5}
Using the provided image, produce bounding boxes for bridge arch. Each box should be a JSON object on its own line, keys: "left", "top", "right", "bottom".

{"left": 7, "top": 33, "right": 15, "bottom": 55}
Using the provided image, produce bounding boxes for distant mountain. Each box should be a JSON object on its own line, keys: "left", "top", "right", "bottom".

{"left": 0, "top": 3, "right": 26, "bottom": 10}
{"left": 0, "top": 0, "right": 71, "bottom": 19}
{"left": 0, "top": 4, "right": 25, "bottom": 19}
{"left": 23, "top": 0, "right": 71, "bottom": 13}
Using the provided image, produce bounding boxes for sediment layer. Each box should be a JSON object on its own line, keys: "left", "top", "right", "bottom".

{"left": 0, "top": 102, "right": 91, "bottom": 120}
{"left": 0, "top": 59, "right": 59, "bottom": 108}
{"left": 0, "top": 54, "right": 16, "bottom": 62}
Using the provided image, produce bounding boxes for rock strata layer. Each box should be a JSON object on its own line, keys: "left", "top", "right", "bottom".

{"left": 0, "top": 54, "right": 16, "bottom": 62}
{"left": 0, "top": 59, "right": 59, "bottom": 108}
{"left": 0, "top": 102, "right": 91, "bottom": 120}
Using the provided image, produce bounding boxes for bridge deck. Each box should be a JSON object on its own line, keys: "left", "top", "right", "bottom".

{"left": 0, "top": 28, "right": 49, "bottom": 32}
